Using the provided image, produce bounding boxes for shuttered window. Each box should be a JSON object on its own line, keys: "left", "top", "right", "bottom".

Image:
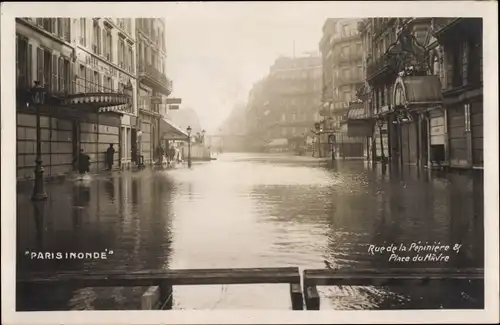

{"left": 36, "top": 47, "right": 44, "bottom": 84}
{"left": 51, "top": 54, "right": 58, "bottom": 92}
{"left": 27, "top": 44, "right": 32, "bottom": 88}
{"left": 16, "top": 35, "right": 29, "bottom": 88}
{"left": 64, "top": 18, "right": 71, "bottom": 42}
{"left": 58, "top": 57, "right": 64, "bottom": 92}
{"left": 85, "top": 67, "right": 91, "bottom": 92}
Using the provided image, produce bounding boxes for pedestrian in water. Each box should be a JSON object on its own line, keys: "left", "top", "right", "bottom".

{"left": 105, "top": 143, "right": 115, "bottom": 171}
{"left": 75, "top": 149, "right": 90, "bottom": 175}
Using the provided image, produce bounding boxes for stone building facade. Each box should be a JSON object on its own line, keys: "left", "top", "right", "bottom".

{"left": 135, "top": 18, "right": 172, "bottom": 165}
{"left": 319, "top": 18, "right": 366, "bottom": 159}
{"left": 16, "top": 18, "right": 134, "bottom": 181}
{"left": 356, "top": 17, "right": 483, "bottom": 170}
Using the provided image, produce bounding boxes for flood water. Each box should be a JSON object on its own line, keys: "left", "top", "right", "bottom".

{"left": 16, "top": 153, "right": 484, "bottom": 310}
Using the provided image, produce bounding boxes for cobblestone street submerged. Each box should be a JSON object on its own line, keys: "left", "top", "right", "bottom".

{"left": 17, "top": 153, "right": 484, "bottom": 310}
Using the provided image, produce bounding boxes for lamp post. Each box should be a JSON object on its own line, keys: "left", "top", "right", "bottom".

{"left": 187, "top": 126, "right": 192, "bottom": 168}
{"left": 314, "top": 122, "right": 322, "bottom": 158}
{"left": 137, "top": 130, "right": 144, "bottom": 168}
{"left": 31, "top": 81, "right": 48, "bottom": 201}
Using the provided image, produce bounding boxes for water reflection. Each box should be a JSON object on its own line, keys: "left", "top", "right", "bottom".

{"left": 17, "top": 154, "right": 484, "bottom": 310}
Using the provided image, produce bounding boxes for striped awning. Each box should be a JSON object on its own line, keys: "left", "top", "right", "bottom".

{"left": 61, "top": 92, "right": 131, "bottom": 111}
{"left": 99, "top": 103, "right": 132, "bottom": 114}
{"left": 160, "top": 118, "right": 189, "bottom": 140}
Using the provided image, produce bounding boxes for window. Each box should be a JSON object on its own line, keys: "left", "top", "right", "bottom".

{"left": 42, "top": 18, "right": 53, "bottom": 33}
{"left": 57, "top": 18, "right": 64, "bottom": 38}
{"left": 78, "top": 65, "right": 85, "bottom": 92}
{"left": 51, "top": 53, "right": 58, "bottom": 92}
{"left": 128, "top": 45, "right": 134, "bottom": 73}
{"left": 16, "top": 36, "right": 30, "bottom": 89}
{"left": 93, "top": 71, "right": 100, "bottom": 92}
{"left": 450, "top": 43, "right": 463, "bottom": 88}
{"left": 104, "top": 28, "right": 112, "bottom": 61}
{"left": 468, "top": 38, "right": 481, "bottom": 85}
{"left": 118, "top": 36, "right": 125, "bottom": 68}
{"left": 79, "top": 18, "right": 87, "bottom": 46}
{"left": 58, "top": 57, "right": 70, "bottom": 93}
{"left": 63, "top": 18, "right": 71, "bottom": 42}
{"left": 92, "top": 20, "right": 102, "bottom": 55}
{"left": 104, "top": 76, "right": 112, "bottom": 91}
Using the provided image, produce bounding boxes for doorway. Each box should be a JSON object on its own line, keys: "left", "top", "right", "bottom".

{"left": 131, "top": 128, "right": 137, "bottom": 164}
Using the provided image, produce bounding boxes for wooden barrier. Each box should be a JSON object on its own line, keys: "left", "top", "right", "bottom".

{"left": 18, "top": 267, "right": 303, "bottom": 310}
{"left": 302, "top": 268, "right": 484, "bottom": 310}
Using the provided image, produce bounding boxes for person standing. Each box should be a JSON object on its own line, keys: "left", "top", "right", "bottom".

{"left": 105, "top": 144, "right": 115, "bottom": 171}
{"left": 73, "top": 149, "right": 91, "bottom": 175}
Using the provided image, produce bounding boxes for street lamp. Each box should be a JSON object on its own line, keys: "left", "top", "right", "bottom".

{"left": 31, "top": 81, "right": 48, "bottom": 201}
{"left": 314, "top": 122, "right": 323, "bottom": 158}
{"left": 186, "top": 126, "right": 192, "bottom": 168}
{"left": 136, "top": 130, "right": 145, "bottom": 167}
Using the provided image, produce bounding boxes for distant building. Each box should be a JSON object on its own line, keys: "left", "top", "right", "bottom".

{"left": 135, "top": 18, "right": 173, "bottom": 164}
{"left": 319, "top": 18, "right": 366, "bottom": 159}
{"left": 246, "top": 55, "right": 322, "bottom": 153}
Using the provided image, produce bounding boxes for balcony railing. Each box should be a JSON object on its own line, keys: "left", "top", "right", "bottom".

{"left": 17, "top": 74, "right": 133, "bottom": 112}
{"left": 138, "top": 63, "right": 172, "bottom": 94}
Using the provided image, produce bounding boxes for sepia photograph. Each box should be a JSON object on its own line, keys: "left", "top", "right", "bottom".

{"left": 1, "top": 1, "right": 498, "bottom": 324}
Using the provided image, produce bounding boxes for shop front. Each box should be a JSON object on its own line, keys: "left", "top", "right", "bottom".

{"left": 391, "top": 75, "right": 443, "bottom": 168}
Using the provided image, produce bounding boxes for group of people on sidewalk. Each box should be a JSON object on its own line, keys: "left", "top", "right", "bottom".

{"left": 73, "top": 143, "right": 182, "bottom": 175}
{"left": 72, "top": 144, "right": 118, "bottom": 175}
{"left": 155, "top": 145, "right": 182, "bottom": 166}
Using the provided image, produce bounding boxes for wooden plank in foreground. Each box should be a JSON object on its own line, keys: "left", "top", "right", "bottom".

{"left": 141, "top": 286, "right": 160, "bottom": 310}
{"left": 304, "top": 285, "right": 320, "bottom": 310}
{"left": 289, "top": 283, "right": 304, "bottom": 310}
{"left": 17, "top": 267, "right": 301, "bottom": 287}
{"left": 302, "top": 268, "right": 484, "bottom": 286}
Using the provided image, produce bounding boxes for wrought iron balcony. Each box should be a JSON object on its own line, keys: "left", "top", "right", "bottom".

{"left": 16, "top": 74, "right": 132, "bottom": 113}
{"left": 138, "top": 63, "right": 173, "bottom": 96}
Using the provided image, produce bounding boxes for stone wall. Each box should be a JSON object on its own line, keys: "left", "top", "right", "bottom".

{"left": 17, "top": 111, "right": 121, "bottom": 180}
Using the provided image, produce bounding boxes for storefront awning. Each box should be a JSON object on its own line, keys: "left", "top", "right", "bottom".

{"left": 160, "top": 118, "right": 189, "bottom": 140}
{"left": 393, "top": 75, "right": 442, "bottom": 109}
{"left": 345, "top": 103, "right": 373, "bottom": 137}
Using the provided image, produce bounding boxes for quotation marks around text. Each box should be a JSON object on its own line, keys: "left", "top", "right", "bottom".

{"left": 25, "top": 249, "right": 114, "bottom": 260}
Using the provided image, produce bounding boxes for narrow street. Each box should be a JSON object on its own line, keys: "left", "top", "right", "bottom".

{"left": 17, "top": 154, "right": 484, "bottom": 310}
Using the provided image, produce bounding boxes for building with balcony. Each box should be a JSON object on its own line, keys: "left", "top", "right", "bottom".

{"left": 433, "top": 18, "right": 483, "bottom": 169}
{"left": 261, "top": 55, "right": 322, "bottom": 153}
{"left": 135, "top": 18, "right": 173, "bottom": 165}
{"left": 74, "top": 18, "right": 138, "bottom": 169}
{"left": 319, "top": 18, "right": 367, "bottom": 159}
{"left": 15, "top": 18, "right": 135, "bottom": 180}
{"left": 358, "top": 17, "right": 482, "bottom": 170}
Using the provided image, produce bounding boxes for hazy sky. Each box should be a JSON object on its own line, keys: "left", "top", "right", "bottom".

{"left": 164, "top": 2, "right": 332, "bottom": 133}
